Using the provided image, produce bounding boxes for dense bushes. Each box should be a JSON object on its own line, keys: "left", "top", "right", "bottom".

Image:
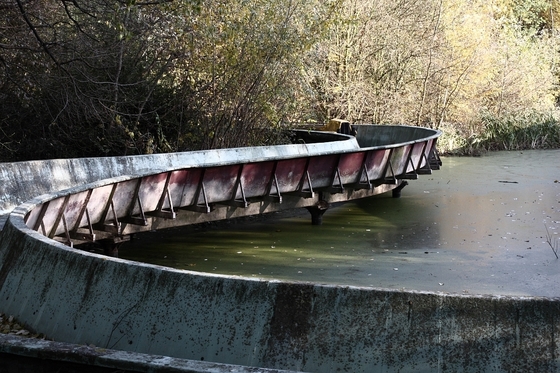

{"left": 0, "top": 0, "right": 559, "bottom": 161}
{"left": 0, "top": 0, "right": 334, "bottom": 160}
{"left": 438, "top": 111, "right": 560, "bottom": 155}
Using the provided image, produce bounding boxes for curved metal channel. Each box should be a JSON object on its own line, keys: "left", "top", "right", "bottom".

{"left": 21, "top": 125, "right": 441, "bottom": 247}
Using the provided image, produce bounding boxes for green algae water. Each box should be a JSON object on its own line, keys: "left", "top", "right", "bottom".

{"left": 121, "top": 195, "right": 441, "bottom": 285}
{"left": 119, "top": 150, "right": 560, "bottom": 297}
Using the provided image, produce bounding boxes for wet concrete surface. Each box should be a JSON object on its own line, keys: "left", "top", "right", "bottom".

{"left": 119, "top": 150, "right": 560, "bottom": 297}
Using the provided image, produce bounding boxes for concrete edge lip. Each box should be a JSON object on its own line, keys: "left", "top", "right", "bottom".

{"left": 0, "top": 334, "right": 305, "bottom": 373}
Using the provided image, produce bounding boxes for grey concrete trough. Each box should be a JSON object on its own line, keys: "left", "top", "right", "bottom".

{"left": 1, "top": 213, "right": 559, "bottom": 372}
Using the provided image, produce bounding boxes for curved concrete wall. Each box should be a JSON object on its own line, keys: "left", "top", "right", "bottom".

{"left": 2, "top": 125, "right": 558, "bottom": 372}
{"left": 1, "top": 204, "right": 560, "bottom": 372}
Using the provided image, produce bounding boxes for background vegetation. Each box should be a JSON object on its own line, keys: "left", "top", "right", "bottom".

{"left": 1, "top": 0, "right": 559, "bottom": 160}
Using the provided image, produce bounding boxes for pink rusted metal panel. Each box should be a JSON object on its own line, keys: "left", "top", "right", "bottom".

{"left": 111, "top": 179, "right": 141, "bottom": 217}
{"left": 168, "top": 169, "right": 204, "bottom": 208}
{"left": 407, "top": 142, "right": 427, "bottom": 174}
{"left": 24, "top": 203, "right": 46, "bottom": 233}
{"left": 202, "top": 165, "right": 242, "bottom": 204}
{"left": 239, "top": 162, "right": 276, "bottom": 199}
{"left": 275, "top": 158, "right": 309, "bottom": 194}
{"left": 386, "top": 145, "right": 411, "bottom": 178}
{"left": 85, "top": 184, "right": 118, "bottom": 226}
{"left": 38, "top": 196, "right": 67, "bottom": 238}
{"left": 337, "top": 152, "right": 367, "bottom": 184}
{"left": 22, "top": 125, "right": 442, "bottom": 244}
{"left": 60, "top": 190, "right": 93, "bottom": 236}
{"left": 306, "top": 154, "right": 340, "bottom": 190}
{"left": 137, "top": 173, "right": 169, "bottom": 212}
{"left": 364, "top": 149, "right": 391, "bottom": 181}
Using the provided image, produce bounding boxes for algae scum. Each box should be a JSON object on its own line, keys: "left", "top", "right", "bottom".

{"left": 120, "top": 150, "right": 560, "bottom": 297}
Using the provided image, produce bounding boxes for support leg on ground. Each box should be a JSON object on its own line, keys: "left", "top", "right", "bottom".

{"left": 99, "top": 236, "right": 130, "bottom": 257}
{"left": 306, "top": 200, "right": 330, "bottom": 225}
{"left": 392, "top": 181, "right": 409, "bottom": 198}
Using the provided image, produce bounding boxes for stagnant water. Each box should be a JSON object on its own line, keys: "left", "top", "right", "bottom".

{"left": 119, "top": 150, "right": 560, "bottom": 297}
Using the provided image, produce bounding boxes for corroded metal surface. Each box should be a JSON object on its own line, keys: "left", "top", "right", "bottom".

{"left": 20, "top": 126, "right": 441, "bottom": 246}
{"left": 0, "top": 130, "right": 359, "bottom": 217}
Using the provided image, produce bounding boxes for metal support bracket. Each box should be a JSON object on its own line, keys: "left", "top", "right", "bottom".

{"left": 70, "top": 207, "right": 96, "bottom": 242}
{"left": 31, "top": 201, "right": 49, "bottom": 236}
{"left": 220, "top": 165, "right": 250, "bottom": 208}
{"left": 330, "top": 167, "right": 345, "bottom": 193}
{"left": 382, "top": 149, "right": 398, "bottom": 185}
{"left": 122, "top": 195, "right": 149, "bottom": 226}
{"left": 329, "top": 154, "right": 345, "bottom": 194}
{"left": 184, "top": 178, "right": 214, "bottom": 213}
{"left": 94, "top": 184, "right": 121, "bottom": 234}
{"left": 415, "top": 142, "right": 432, "bottom": 175}
{"left": 147, "top": 173, "right": 177, "bottom": 219}
{"left": 48, "top": 195, "right": 70, "bottom": 239}
{"left": 264, "top": 172, "right": 282, "bottom": 203}
{"left": 292, "top": 159, "right": 315, "bottom": 198}
{"left": 352, "top": 162, "right": 373, "bottom": 190}
{"left": 68, "top": 190, "right": 96, "bottom": 241}
{"left": 429, "top": 147, "right": 442, "bottom": 170}
{"left": 399, "top": 161, "right": 419, "bottom": 180}
{"left": 122, "top": 179, "right": 149, "bottom": 225}
{"left": 398, "top": 147, "right": 419, "bottom": 180}
{"left": 147, "top": 187, "right": 176, "bottom": 219}
{"left": 101, "top": 201, "right": 122, "bottom": 234}
{"left": 383, "top": 160, "right": 398, "bottom": 185}
{"left": 417, "top": 152, "right": 433, "bottom": 175}
{"left": 60, "top": 213, "right": 73, "bottom": 248}
{"left": 296, "top": 171, "right": 314, "bottom": 198}
{"left": 263, "top": 161, "right": 282, "bottom": 203}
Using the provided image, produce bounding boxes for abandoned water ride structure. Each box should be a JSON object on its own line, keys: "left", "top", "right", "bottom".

{"left": 1, "top": 124, "right": 559, "bottom": 373}
{"left": 22, "top": 124, "right": 441, "bottom": 253}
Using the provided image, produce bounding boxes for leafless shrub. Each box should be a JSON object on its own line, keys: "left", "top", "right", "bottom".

{"left": 545, "top": 225, "right": 559, "bottom": 259}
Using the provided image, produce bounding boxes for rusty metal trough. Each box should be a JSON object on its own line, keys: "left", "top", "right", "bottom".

{"left": 21, "top": 125, "right": 441, "bottom": 250}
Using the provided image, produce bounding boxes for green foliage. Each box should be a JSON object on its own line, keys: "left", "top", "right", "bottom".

{"left": 437, "top": 110, "right": 560, "bottom": 155}
{"left": 495, "top": 0, "right": 550, "bottom": 34}
{"left": 0, "top": 0, "right": 558, "bottom": 161}
{"left": 164, "top": 0, "right": 335, "bottom": 150}
{"left": 477, "top": 110, "right": 560, "bottom": 151}
{"left": 0, "top": 0, "right": 336, "bottom": 160}
{"left": 299, "top": 0, "right": 559, "bottom": 156}
{"left": 433, "top": 123, "right": 472, "bottom": 155}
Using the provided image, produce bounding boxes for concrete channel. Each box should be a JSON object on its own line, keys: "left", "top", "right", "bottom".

{"left": 1, "top": 125, "right": 559, "bottom": 372}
